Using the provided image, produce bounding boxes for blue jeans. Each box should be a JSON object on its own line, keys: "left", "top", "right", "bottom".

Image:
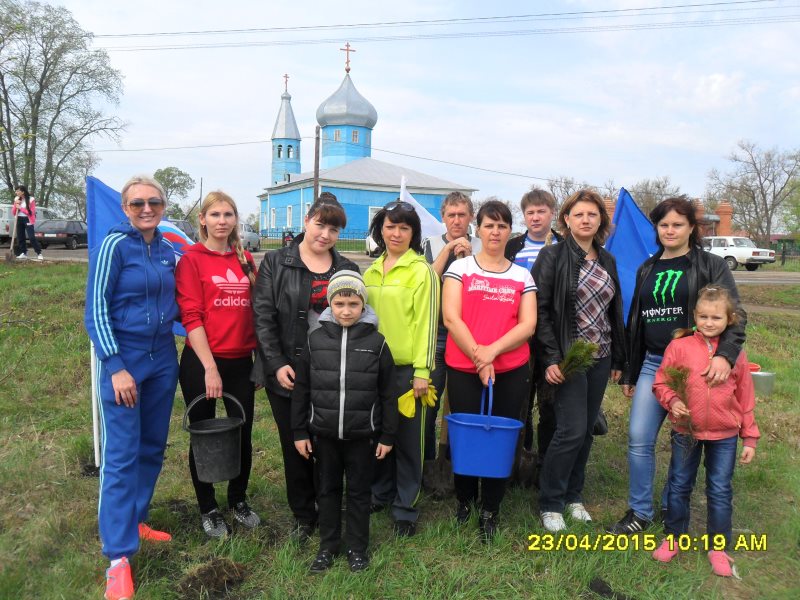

{"left": 665, "top": 432, "right": 738, "bottom": 550}
{"left": 627, "top": 352, "right": 670, "bottom": 521}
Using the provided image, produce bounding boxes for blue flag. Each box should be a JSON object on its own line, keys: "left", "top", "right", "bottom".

{"left": 86, "top": 175, "right": 193, "bottom": 335}
{"left": 605, "top": 187, "right": 658, "bottom": 323}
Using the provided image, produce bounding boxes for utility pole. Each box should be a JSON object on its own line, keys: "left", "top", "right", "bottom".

{"left": 314, "top": 125, "right": 320, "bottom": 200}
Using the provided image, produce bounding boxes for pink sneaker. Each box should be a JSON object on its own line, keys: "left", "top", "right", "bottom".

{"left": 105, "top": 557, "right": 134, "bottom": 600}
{"left": 708, "top": 550, "right": 734, "bottom": 577}
{"left": 138, "top": 523, "right": 171, "bottom": 542}
{"left": 652, "top": 539, "right": 679, "bottom": 563}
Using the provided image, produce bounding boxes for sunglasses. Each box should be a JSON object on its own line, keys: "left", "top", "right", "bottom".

{"left": 385, "top": 200, "right": 415, "bottom": 213}
{"left": 127, "top": 197, "right": 165, "bottom": 211}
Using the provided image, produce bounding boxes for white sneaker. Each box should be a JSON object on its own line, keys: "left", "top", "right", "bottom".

{"left": 37, "top": 254, "right": 43, "bottom": 261}
{"left": 541, "top": 511, "right": 567, "bottom": 532}
{"left": 566, "top": 502, "right": 593, "bottom": 522}
{"left": 16, "top": 253, "right": 27, "bottom": 259}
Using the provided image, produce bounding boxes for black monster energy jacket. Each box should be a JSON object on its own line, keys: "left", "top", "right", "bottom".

{"left": 620, "top": 245, "right": 747, "bottom": 386}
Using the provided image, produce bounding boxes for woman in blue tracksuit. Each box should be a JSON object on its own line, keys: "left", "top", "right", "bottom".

{"left": 84, "top": 175, "right": 179, "bottom": 600}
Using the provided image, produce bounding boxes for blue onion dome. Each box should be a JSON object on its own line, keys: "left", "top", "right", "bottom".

{"left": 316, "top": 74, "right": 378, "bottom": 128}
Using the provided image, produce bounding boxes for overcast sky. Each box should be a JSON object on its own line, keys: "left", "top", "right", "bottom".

{"left": 53, "top": 0, "right": 800, "bottom": 223}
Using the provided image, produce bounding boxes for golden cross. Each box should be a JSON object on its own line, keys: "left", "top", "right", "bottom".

{"left": 283, "top": 73, "right": 289, "bottom": 92}
{"left": 340, "top": 42, "right": 356, "bottom": 73}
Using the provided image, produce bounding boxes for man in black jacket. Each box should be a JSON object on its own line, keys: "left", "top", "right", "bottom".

{"left": 292, "top": 271, "right": 398, "bottom": 573}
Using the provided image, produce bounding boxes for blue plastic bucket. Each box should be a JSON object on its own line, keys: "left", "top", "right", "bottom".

{"left": 445, "top": 379, "right": 523, "bottom": 478}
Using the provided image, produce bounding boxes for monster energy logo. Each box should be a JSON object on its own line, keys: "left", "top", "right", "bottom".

{"left": 652, "top": 269, "right": 684, "bottom": 306}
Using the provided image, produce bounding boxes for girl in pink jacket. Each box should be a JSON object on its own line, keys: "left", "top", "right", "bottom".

{"left": 651, "top": 285, "right": 759, "bottom": 577}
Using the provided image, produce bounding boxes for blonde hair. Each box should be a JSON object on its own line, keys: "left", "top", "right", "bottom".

{"left": 673, "top": 285, "right": 739, "bottom": 339}
{"left": 121, "top": 175, "right": 167, "bottom": 206}
{"left": 199, "top": 191, "right": 256, "bottom": 286}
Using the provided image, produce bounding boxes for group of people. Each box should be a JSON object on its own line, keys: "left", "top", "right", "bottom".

{"left": 84, "top": 175, "right": 759, "bottom": 600}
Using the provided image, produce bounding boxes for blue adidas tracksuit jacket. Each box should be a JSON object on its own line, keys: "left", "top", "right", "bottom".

{"left": 84, "top": 222, "right": 179, "bottom": 560}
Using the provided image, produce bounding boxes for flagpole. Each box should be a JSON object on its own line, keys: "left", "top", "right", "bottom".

{"left": 90, "top": 342, "right": 101, "bottom": 467}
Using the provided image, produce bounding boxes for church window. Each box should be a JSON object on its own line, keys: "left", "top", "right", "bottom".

{"left": 288, "top": 145, "right": 294, "bottom": 158}
{"left": 352, "top": 130, "right": 359, "bottom": 144}
{"left": 287, "top": 205, "right": 293, "bottom": 228}
{"left": 270, "top": 208, "right": 276, "bottom": 229}
{"left": 277, "top": 145, "right": 283, "bottom": 158}
{"left": 334, "top": 129, "right": 341, "bottom": 142}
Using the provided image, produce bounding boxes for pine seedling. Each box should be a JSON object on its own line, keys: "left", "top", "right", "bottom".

{"left": 558, "top": 340, "right": 599, "bottom": 380}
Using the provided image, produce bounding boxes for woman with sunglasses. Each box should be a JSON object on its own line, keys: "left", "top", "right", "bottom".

{"left": 84, "top": 175, "right": 179, "bottom": 600}
{"left": 365, "top": 199, "right": 439, "bottom": 537}
{"left": 176, "top": 191, "right": 260, "bottom": 539}
{"left": 253, "top": 192, "right": 358, "bottom": 542}
{"left": 533, "top": 190, "right": 626, "bottom": 533}
{"left": 607, "top": 197, "right": 746, "bottom": 535}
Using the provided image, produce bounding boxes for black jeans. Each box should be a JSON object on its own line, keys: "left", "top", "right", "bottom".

{"left": 539, "top": 356, "right": 611, "bottom": 513}
{"left": 15, "top": 217, "right": 41, "bottom": 255}
{"left": 447, "top": 364, "right": 531, "bottom": 513}
{"left": 315, "top": 435, "right": 375, "bottom": 553}
{"left": 269, "top": 390, "right": 318, "bottom": 526}
{"left": 179, "top": 346, "right": 255, "bottom": 513}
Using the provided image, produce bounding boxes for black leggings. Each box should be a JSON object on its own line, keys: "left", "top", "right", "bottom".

{"left": 447, "top": 364, "right": 531, "bottom": 513}
{"left": 179, "top": 346, "right": 255, "bottom": 513}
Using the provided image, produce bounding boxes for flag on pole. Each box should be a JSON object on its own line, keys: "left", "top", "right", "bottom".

{"left": 400, "top": 176, "right": 445, "bottom": 240}
{"left": 605, "top": 187, "right": 658, "bottom": 323}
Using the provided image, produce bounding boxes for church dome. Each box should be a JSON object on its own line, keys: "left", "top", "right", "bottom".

{"left": 316, "top": 74, "right": 378, "bottom": 128}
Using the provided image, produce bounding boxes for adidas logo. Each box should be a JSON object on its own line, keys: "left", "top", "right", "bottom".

{"left": 212, "top": 269, "right": 249, "bottom": 294}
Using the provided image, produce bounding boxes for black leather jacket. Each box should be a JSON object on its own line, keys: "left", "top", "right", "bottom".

{"left": 621, "top": 245, "right": 747, "bottom": 386}
{"left": 252, "top": 234, "right": 358, "bottom": 398}
{"left": 504, "top": 229, "right": 564, "bottom": 263}
{"left": 532, "top": 236, "right": 626, "bottom": 371}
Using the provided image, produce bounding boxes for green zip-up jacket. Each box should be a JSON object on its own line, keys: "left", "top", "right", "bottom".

{"left": 364, "top": 249, "right": 440, "bottom": 380}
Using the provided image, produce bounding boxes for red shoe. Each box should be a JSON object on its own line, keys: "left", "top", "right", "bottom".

{"left": 138, "top": 523, "right": 172, "bottom": 542}
{"left": 105, "top": 557, "right": 134, "bottom": 600}
{"left": 708, "top": 550, "right": 734, "bottom": 577}
{"left": 652, "top": 539, "right": 679, "bottom": 563}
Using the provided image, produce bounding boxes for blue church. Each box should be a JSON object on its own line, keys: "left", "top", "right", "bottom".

{"left": 258, "top": 60, "right": 475, "bottom": 237}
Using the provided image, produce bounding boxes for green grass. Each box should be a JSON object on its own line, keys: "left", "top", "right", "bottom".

{"left": 738, "top": 285, "right": 800, "bottom": 310}
{"left": 1, "top": 262, "right": 799, "bottom": 599}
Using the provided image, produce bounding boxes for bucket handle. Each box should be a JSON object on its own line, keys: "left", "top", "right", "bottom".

{"left": 480, "top": 378, "right": 494, "bottom": 430}
{"left": 182, "top": 392, "right": 246, "bottom": 432}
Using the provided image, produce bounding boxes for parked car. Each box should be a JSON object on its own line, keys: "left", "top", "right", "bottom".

{"left": 171, "top": 219, "right": 199, "bottom": 242}
{"left": 1, "top": 203, "right": 58, "bottom": 245}
{"left": 239, "top": 223, "right": 261, "bottom": 251}
{"left": 702, "top": 236, "right": 776, "bottom": 271}
{"left": 35, "top": 219, "right": 88, "bottom": 249}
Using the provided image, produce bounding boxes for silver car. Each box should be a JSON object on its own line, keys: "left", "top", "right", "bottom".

{"left": 239, "top": 223, "right": 261, "bottom": 251}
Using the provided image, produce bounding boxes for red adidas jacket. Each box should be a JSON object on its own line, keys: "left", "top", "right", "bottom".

{"left": 175, "top": 243, "right": 257, "bottom": 358}
{"left": 653, "top": 332, "right": 760, "bottom": 448}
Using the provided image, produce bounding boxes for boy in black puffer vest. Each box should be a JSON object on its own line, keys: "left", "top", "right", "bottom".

{"left": 292, "top": 270, "right": 398, "bottom": 573}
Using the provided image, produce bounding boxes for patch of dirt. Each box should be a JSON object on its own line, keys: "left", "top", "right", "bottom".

{"left": 81, "top": 463, "right": 100, "bottom": 477}
{"left": 177, "top": 557, "right": 247, "bottom": 600}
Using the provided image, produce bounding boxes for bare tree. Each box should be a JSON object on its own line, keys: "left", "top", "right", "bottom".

{"left": 545, "top": 176, "right": 596, "bottom": 207}
{"left": 628, "top": 176, "right": 682, "bottom": 216}
{"left": 707, "top": 140, "right": 800, "bottom": 244}
{"left": 0, "top": 0, "right": 124, "bottom": 206}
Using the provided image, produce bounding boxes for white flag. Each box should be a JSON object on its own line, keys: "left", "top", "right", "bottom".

{"left": 400, "top": 176, "right": 445, "bottom": 240}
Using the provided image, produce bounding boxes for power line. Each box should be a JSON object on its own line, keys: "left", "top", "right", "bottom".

{"left": 96, "top": 14, "right": 800, "bottom": 52}
{"left": 93, "top": 1, "right": 782, "bottom": 38}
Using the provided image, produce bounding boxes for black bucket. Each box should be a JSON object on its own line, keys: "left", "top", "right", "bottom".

{"left": 183, "top": 393, "right": 246, "bottom": 484}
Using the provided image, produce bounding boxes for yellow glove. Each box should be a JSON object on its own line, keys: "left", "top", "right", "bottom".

{"left": 398, "top": 381, "right": 439, "bottom": 418}
{"left": 398, "top": 388, "right": 416, "bottom": 418}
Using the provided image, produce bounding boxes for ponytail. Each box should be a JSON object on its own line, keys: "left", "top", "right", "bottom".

{"left": 232, "top": 239, "right": 257, "bottom": 286}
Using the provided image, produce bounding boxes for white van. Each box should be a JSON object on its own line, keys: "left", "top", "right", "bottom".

{"left": 0, "top": 203, "right": 59, "bottom": 245}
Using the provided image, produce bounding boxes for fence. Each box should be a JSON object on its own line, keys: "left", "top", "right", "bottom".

{"left": 257, "top": 228, "right": 369, "bottom": 253}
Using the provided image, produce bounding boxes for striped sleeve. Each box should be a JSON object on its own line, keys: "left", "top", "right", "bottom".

{"left": 411, "top": 260, "right": 440, "bottom": 380}
{"left": 522, "top": 265, "right": 537, "bottom": 294}
{"left": 442, "top": 255, "right": 466, "bottom": 282}
{"left": 84, "top": 234, "right": 127, "bottom": 374}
